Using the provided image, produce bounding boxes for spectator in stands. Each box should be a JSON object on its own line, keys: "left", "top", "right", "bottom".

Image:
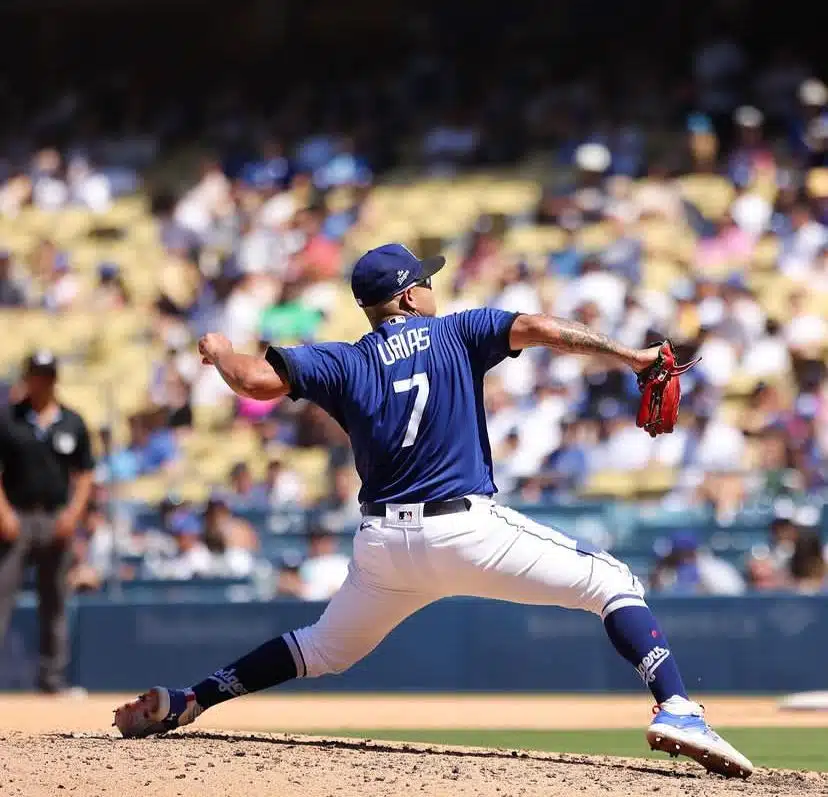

{"left": 455, "top": 215, "right": 509, "bottom": 292}
{"left": 296, "top": 526, "right": 349, "bottom": 601}
{"left": 69, "top": 501, "right": 130, "bottom": 591}
{"left": 0, "top": 249, "right": 26, "bottom": 308}
{"left": 316, "top": 455, "right": 361, "bottom": 530}
{"left": 135, "top": 494, "right": 189, "bottom": 558}
{"left": 489, "top": 260, "right": 542, "bottom": 316}
{"left": 42, "top": 251, "right": 80, "bottom": 312}
{"left": 264, "top": 455, "right": 304, "bottom": 507}
{"left": 275, "top": 550, "right": 305, "bottom": 598}
{"left": 650, "top": 531, "right": 745, "bottom": 596}
{"left": 694, "top": 211, "right": 754, "bottom": 274}
{"left": 741, "top": 318, "right": 791, "bottom": 378}
{"left": 173, "top": 157, "right": 233, "bottom": 241}
{"left": 537, "top": 416, "right": 591, "bottom": 497}
{"left": 0, "top": 172, "right": 32, "bottom": 218}
{"left": 791, "top": 79, "right": 828, "bottom": 167}
{"left": 258, "top": 281, "right": 325, "bottom": 344}
{"left": 600, "top": 215, "right": 642, "bottom": 285}
{"left": 141, "top": 511, "right": 208, "bottom": 580}
{"left": 106, "top": 411, "right": 180, "bottom": 481}
{"left": 161, "top": 371, "right": 193, "bottom": 430}
{"left": 227, "top": 462, "right": 266, "bottom": 507}
{"left": 91, "top": 262, "right": 131, "bottom": 311}
{"left": 768, "top": 504, "right": 800, "bottom": 570}
{"left": 789, "top": 528, "right": 827, "bottom": 594}
{"left": 740, "top": 382, "right": 783, "bottom": 435}
{"left": 201, "top": 494, "right": 258, "bottom": 577}
{"left": 744, "top": 553, "right": 788, "bottom": 592}
{"left": 783, "top": 288, "right": 828, "bottom": 356}
{"left": 421, "top": 108, "right": 480, "bottom": 176}
{"left": 632, "top": 160, "right": 684, "bottom": 222}
{"left": 31, "top": 148, "right": 68, "bottom": 211}
{"left": 67, "top": 156, "right": 112, "bottom": 213}
{"left": 727, "top": 106, "right": 775, "bottom": 189}
{"left": 313, "top": 135, "right": 371, "bottom": 191}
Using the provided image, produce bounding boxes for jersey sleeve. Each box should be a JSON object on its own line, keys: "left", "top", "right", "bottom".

{"left": 265, "top": 342, "right": 352, "bottom": 406}
{"left": 454, "top": 308, "right": 522, "bottom": 372}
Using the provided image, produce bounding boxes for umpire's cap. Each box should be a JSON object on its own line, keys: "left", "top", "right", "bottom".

{"left": 24, "top": 349, "right": 58, "bottom": 378}
{"left": 350, "top": 243, "right": 445, "bottom": 307}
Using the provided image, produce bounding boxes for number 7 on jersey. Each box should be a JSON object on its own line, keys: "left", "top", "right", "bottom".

{"left": 393, "top": 372, "right": 430, "bottom": 448}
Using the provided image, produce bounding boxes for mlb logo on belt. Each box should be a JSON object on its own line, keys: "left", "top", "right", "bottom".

{"left": 398, "top": 510, "right": 414, "bottom": 522}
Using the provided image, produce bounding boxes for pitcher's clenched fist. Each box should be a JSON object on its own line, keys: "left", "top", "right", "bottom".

{"left": 198, "top": 333, "right": 233, "bottom": 365}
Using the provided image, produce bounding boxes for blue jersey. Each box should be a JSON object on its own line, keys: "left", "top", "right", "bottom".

{"left": 267, "top": 309, "right": 521, "bottom": 503}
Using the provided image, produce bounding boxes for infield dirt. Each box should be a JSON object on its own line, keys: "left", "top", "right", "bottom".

{"left": 1, "top": 694, "right": 825, "bottom": 796}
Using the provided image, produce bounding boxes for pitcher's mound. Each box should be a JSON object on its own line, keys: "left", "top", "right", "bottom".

{"left": 1, "top": 730, "right": 823, "bottom": 797}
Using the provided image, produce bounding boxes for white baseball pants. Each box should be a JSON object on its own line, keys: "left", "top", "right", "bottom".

{"left": 285, "top": 496, "right": 646, "bottom": 678}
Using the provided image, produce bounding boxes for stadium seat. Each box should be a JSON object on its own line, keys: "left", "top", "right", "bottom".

{"left": 579, "top": 470, "right": 634, "bottom": 499}
{"left": 676, "top": 174, "right": 735, "bottom": 220}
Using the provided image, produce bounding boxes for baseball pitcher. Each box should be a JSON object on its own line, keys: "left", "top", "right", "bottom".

{"left": 115, "top": 244, "right": 752, "bottom": 778}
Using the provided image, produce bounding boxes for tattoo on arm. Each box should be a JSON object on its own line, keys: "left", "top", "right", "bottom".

{"left": 553, "top": 318, "right": 626, "bottom": 357}
{"left": 513, "top": 314, "right": 641, "bottom": 369}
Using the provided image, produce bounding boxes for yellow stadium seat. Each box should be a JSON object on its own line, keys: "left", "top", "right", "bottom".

{"left": 633, "top": 467, "right": 677, "bottom": 496}
{"left": 579, "top": 470, "right": 634, "bottom": 499}
{"left": 99, "top": 196, "right": 149, "bottom": 228}
{"left": 806, "top": 168, "right": 828, "bottom": 200}
{"left": 192, "top": 401, "right": 235, "bottom": 431}
{"left": 574, "top": 223, "right": 614, "bottom": 251}
{"left": 726, "top": 371, "right": 762, "bottom": 397}
{"left": 641, "top": 257, "right": 683, "bottom": 293}
{"left": 636, "top": 219, "right": 685, "bottom": 256}
{"left": 176, "top": 478, "right": 211, "bottom": 504}
{"left": 57, "top": 384, "right": 109, "bottom": 428}
{"left": 505, "top": 225, "right": 567, "bottom": 255}
{"left": 676, "top": 174, "right": 734, "bottom": 221}
{"left": 751, "top": 236, "right": 780, "bottom": 271}
{"left": 479, "top": 180, "right": 542, "bottom": 216}
{"left": 289, "top": 447, "right": 331, "bottom": 502}
{"left": 186, "top": 451, "right": 235, "bottom": 485}
{"left": 114, "top": 474, "right": 169, "bottom": 505}
{"left": 49, "top": 208, "right": 93, "bottom": 245}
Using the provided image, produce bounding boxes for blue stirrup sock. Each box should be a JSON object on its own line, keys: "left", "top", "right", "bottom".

{"left": 603, "top": 603, "right": 688, "bottom": 704}
{"left": 192, "top": 634, "right": 299, "bottom": 709}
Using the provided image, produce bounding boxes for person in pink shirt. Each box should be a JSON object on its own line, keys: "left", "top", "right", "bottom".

{"left": 694, "top": 212, "right": 754, "bottom": 272}
{"left": 237, "top": 394, "right": 280, "bottom": 422}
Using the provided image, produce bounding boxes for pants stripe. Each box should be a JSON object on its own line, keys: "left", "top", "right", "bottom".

{"left": 601, "top": 595, "right": 649, "bottom": 620}
{"left": 283, "top": 631, "right": 307, "bottom": 678}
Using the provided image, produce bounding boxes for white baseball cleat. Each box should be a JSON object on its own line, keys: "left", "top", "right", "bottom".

{"left": 646, "top": 697, "right": 753, "bottom": 778}
{"left": 113, "top": 686, "right": 204, "bottom": 738}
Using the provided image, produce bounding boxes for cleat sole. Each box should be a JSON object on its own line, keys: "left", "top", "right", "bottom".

{"left": 646, "top": 727, "right": 752, "bottom": 779}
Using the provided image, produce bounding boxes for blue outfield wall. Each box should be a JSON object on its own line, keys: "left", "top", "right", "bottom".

{"left": 1, "top": 596, "right": 826, "bottom": 692}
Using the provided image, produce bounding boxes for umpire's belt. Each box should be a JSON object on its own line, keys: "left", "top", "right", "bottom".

{"left": 361, "top": 498, "right": 471, "bottom": 518}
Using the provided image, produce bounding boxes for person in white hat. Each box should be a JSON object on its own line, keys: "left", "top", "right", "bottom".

{"left": 794, "top": 79, "right": 828, "bottom": 166}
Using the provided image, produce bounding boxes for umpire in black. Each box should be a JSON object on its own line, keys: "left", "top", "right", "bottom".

{"left": 0, "top": 351, "right": 94, "bottom": 692}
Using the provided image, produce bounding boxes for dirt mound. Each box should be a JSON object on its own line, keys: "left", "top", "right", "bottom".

{"left": 2, "top": 731, "right": 824, "bottom": 797}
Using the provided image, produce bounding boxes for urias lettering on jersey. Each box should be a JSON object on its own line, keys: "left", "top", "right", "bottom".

{"left": 377, "top": 327, "right": 431, "bottom": 366}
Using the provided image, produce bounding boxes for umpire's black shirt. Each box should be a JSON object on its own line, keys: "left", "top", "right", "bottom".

{"left": 0, "top": 400, "right": 94, "bottom": 510}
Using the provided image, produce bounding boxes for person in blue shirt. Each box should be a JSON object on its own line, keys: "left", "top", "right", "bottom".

{"left": 115, "top": 244, "right": 752, "bottom": 778}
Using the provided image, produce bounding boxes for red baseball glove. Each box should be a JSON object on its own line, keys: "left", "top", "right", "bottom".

{"left": 636, "top": 341, "right": 700, "bottom": 437}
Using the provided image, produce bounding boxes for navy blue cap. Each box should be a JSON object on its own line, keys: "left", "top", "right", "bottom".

{"left": 98, "top": 261, "right": 120, "bottom": 280}
{"left": 350, "top": 243, "right": 445, "bottom": 308}
{"left": 24, "top": 349, "right": 58, "bottom": 376}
